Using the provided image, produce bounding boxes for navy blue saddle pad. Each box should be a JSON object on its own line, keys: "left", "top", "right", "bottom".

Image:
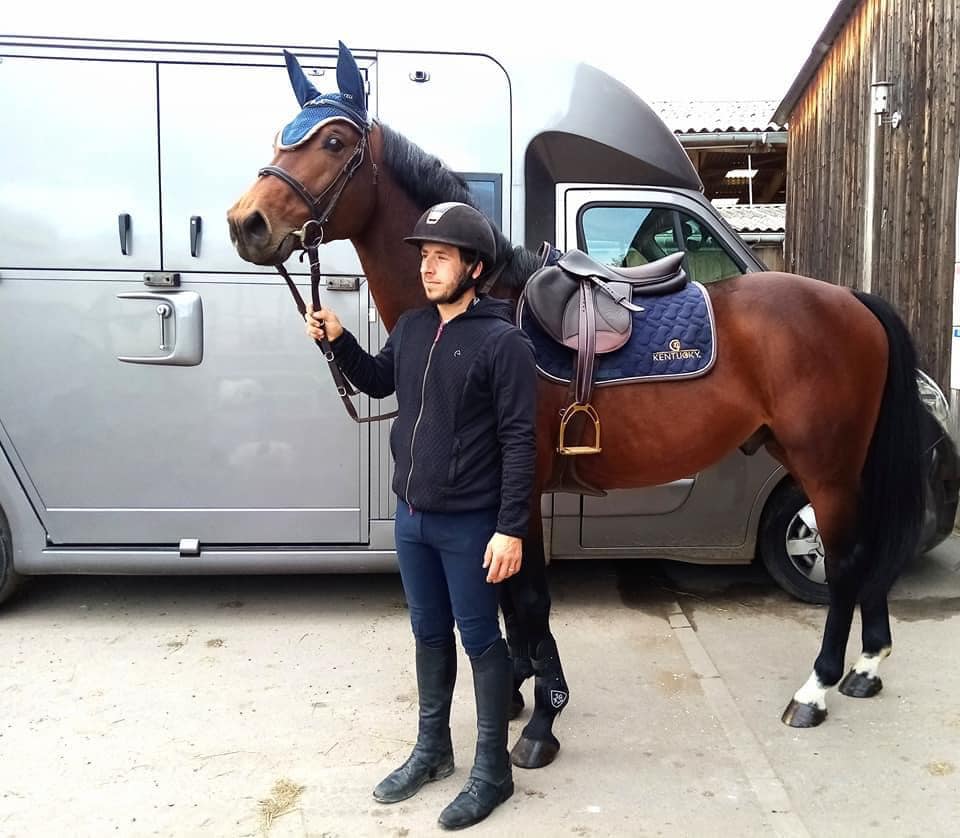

{"left": 518, "top": 281, "right": 716, "bottom": 385}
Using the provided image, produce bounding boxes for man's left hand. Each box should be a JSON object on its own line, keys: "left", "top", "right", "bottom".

{"left": 483, "top": 533, "right": 523, "bottom": 583}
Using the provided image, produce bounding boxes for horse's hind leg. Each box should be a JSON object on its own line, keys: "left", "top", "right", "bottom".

{"left": 782, "top": 484, "right": 863, "bottom": 728}
{"left": 838, "top": 589, "right": 892, "bottom": 698}
{"left": 783, "top": 555, "right": 859, "bottom": 726}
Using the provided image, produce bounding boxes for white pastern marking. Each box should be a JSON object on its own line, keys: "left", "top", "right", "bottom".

{"left": 853, "top": 647, "right": 891, "bottom": 678}
{"left": 793, "top": 671, "right": 827, "bottom": 709}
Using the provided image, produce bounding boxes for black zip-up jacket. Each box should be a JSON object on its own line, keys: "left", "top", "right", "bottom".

{"left": 329, "top": 296, "right": 537, "bottom": 537}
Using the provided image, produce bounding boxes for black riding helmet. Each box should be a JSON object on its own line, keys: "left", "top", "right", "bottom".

{"left": 404, "top": 202, "right": 497, "bottom": 270}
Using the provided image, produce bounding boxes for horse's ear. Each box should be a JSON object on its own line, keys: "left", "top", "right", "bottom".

{"left": 284, "top": 49, "right": 320, "bottom": 108}
{"left": 336, "top": 41, "right": 367, "bottom": 120}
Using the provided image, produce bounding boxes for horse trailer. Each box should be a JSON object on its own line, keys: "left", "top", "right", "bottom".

{"left": 1, "top": 35, "right": 956, "bottom": 606}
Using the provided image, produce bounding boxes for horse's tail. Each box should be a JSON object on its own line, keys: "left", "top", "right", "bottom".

{"left": 853, "top": 290, "right": 926, "bottom": 597}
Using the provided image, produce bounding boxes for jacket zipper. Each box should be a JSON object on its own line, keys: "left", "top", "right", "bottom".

{"left": 404, "top": 321, "right": 445, "bottom": 513}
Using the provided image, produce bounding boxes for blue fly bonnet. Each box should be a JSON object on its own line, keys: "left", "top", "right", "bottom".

{"left": 278, "top": 41, "right": 369, "bottom": 150}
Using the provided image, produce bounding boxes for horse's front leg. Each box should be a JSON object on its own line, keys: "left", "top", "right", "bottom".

{"left": 499, "top": 578, "right": 533, "bottom": 719}
{"left": 503, "top": 510, "right": 570, "bottom": 767}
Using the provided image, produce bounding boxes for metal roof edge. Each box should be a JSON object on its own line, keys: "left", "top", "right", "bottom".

{"left": 773, "top": 0, "right": 861, "bottom": 124}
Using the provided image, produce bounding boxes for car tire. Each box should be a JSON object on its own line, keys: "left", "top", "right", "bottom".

{"left": 757, "top": 482, "right": 829, "bottom": 605}
{"left": 0, "top": 508, "right": 23, "bottom": 607}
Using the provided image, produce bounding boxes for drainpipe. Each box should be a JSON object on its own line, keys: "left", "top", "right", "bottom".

{"left": 862, "top": 51, "right": 878, "bottom": 295}
{"left": 678, "top": 131, "right": 788, "bottom": 149}
{"left": 738, "top": 233, "right": 786, "bottom": 244}
{"left": 951, "top": 168, "right": 960, "bottom": 410}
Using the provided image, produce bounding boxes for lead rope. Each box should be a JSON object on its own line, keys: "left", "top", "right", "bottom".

{"left": 276, "top": 223, "right": 397, "bottom": 424}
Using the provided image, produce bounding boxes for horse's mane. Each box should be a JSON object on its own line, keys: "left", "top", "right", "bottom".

{"left": 379, "top": 123, "right": 539, "bottom": 291}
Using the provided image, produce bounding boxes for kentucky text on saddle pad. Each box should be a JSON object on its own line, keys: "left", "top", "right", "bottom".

{"left": 519, "top": 281, "right": 717, "bottom": 385}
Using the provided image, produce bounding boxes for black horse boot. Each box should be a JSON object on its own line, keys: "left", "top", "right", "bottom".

{"left": 510, "top": 634, "right": 569, "bottom": 768}
{"left": 373, "top": 641, "right": 457, "bottom": 804}
{"left": 438, "top": 639, "right": 514, "bottom": 830}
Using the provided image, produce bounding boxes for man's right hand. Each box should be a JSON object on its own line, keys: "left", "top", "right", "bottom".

{"left": 305, "top": 303, "right": 344, "bottom": 343}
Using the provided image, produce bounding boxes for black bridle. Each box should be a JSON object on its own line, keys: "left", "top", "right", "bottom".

{"left": 258, "top": 131, "right": 397, "bottom": 424}
{"left": 259, "top": 130, "right": 370, "bottom": 231}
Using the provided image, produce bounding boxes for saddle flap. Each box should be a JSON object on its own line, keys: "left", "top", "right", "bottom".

{"left": 560, "top": 282, "right": 633, "bottom": 353}
{"left": 524, "top": 265, "right": 578, "bottom": 344}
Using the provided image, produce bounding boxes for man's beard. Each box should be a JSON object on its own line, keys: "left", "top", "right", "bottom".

{"left": 429, "top": 271, "right": 476, "bottom": 305}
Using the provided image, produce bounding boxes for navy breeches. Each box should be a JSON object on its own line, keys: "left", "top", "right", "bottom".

{"left": 394, "top": 502, "right": 502, "bottom": 659}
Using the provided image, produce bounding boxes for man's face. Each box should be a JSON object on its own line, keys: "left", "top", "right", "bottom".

{"left": 420, "top": 242, "right": 481, "bottom": 305}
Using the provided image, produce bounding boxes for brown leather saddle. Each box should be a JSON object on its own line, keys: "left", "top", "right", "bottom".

{"left": 523, "top": 248, "right": 687, "bottom": 457}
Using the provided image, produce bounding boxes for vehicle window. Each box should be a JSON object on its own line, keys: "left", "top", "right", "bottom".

{"left": 678, "top": 213, "right": 743, "bottom": 283}
{"left": 459, "top": 173, "right": 502, "bottom": 226}
{"left": 580, "top": 206, "right": 680, "bottom": 267}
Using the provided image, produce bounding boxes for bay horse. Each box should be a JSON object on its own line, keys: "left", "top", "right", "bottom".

{"left": 227, "top": 51, "right": 925, "bottom": 760}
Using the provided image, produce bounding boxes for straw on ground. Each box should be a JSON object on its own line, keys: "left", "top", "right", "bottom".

{"left": 258, "top": 778, "right": 305, "bottom": 832}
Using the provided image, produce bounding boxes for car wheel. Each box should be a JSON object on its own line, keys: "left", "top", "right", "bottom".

{"left": 758, "top": 482, "right": 829, "bottom": 605}
{"left": 0, "top": 508, "right": 23, "bottom": 607}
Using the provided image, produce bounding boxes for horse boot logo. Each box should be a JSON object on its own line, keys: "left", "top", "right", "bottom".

{"left": 550, "top": 689, "right": 568, "bottom": 709}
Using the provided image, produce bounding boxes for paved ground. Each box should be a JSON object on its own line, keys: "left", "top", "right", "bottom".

{"left": 1, "top": 538, "right": 958, "bottom": 837}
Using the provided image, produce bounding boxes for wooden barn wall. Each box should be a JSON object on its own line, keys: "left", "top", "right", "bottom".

{"left": 752, "top": 243, "right": 786, "bottom": 272}
{"left": 784, "top": 0, "right": 960, "bottom": 388}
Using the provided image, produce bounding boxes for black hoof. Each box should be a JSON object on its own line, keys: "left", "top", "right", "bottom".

{"left": 510, "top": 690, "right": 525, "bottom": 720}
{"left": 781, "top": 698, "right": 827, "bottom": 728}
{"left": 838, "top": 670, "right": 883, "bottom": 698}
{"left": 510, "top": 734, "right": 560, "bottom": 769}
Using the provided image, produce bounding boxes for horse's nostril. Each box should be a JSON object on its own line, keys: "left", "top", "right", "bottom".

{"left": 241, "top": 210, "right": 270, "bottom": 247}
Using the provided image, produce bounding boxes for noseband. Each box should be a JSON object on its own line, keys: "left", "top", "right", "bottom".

{"left": 259, "top": 131, "right": 396, "bottom": 424}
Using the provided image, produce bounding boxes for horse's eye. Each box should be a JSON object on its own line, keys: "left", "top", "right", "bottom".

{"left": 324, "top": 137, "right": 344, "bottom": 152}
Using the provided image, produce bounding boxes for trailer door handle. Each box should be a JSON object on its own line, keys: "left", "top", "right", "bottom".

{"left": 116, "top": 291, "right": 204, "bottom": 366}
{"left": 118, "top": 213, "right": 131, "bottom": 255}
{"left": 190, "top": 215, "right": 202, "bottom": 257}
{"left": 156, "top": 302, "right": 172, "bottom": 350}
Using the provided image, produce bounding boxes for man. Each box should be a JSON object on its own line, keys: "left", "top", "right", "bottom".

{"left": 304, "top": 201, "right": 537, "bottom": 830}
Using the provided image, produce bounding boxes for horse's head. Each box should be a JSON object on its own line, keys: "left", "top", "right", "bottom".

{"left": 228, "top": 42, "right": 377, "bottom": 265}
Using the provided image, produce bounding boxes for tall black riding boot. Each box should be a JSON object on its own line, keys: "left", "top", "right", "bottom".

{"left": 438, "top": 639, "right": 514, "bottom": 830}
{"left": 373, "top": 641, "right": 457, "bottom": 804}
